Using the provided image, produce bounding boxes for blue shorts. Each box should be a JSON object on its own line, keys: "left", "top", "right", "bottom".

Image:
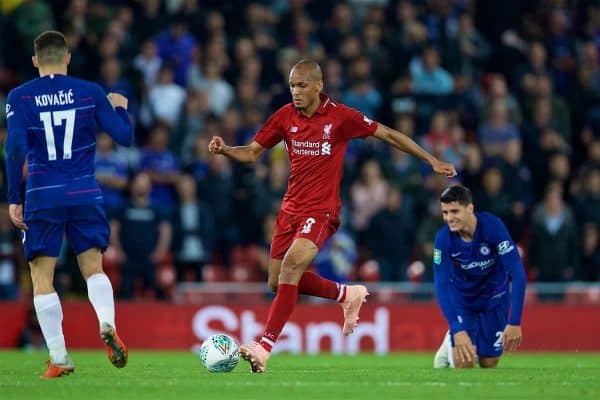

{"left": 23, "top": 205, "right": 110, "bottom": 261}
{"left": 451, "top": 298, "right": 509, "bottom": 358}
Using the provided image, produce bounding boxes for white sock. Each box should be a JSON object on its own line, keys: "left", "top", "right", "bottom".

{"left": 34, "top": 292, "right": 68, "bottom": 364}
{"left": 87, "top": 273, "right": 116, "bottom": 329}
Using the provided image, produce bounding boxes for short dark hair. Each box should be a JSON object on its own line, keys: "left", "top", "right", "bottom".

{"left": 34, "top": 31, "right": 68, "bottom": 66}
{"left": 440, "top": 185, "right": 472, "bottom": 205}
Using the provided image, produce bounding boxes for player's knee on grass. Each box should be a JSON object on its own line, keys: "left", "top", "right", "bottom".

{"left": 479, "top": 357, "right": 500, "bottom": 368}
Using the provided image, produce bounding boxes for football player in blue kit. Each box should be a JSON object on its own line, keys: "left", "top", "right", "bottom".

{"left": 432, "top": 185, "right": 526, "bottom": 368}
{"left": 5, "top": 31, "right": 133, "bottom": 378}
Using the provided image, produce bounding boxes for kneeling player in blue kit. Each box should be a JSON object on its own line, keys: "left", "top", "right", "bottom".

{"left": 432, "top": 185, "right": 526, "bottom": 368}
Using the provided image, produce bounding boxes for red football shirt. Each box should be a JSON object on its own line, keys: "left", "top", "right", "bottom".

{"left": 254, "top": 94, "right": 378, "bottom": 214}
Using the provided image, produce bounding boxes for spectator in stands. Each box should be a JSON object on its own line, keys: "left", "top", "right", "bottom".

{"left": 196, "top": 155, "right": 238, "bottom": 266}
{"left": 545, "top": 9, "right": 577, "bottom": 96}
{"left": 132, "top": 0, "right": 166, "bottom": 43}
{"left": 581, "top": 222, "right": 600, "bottom": 281}
{"left": 446, "top": 12, "right": 491, "bottom": 83}
{"left": 410, "top": 46, "right": 454, "bottom": 96}
{"left": 498, "top": 139, "right": 532, "bottom": 239}
{"left": 522, "top": 97, "right": 570, "bottom": 198}
{"left": 289, "top": 14, "right": 324, "bottom": 58}
{"left": 546, "top": 151, "right": 571, "bottom": 191}
{"left": 146, "top": 66, "right": 186, "bottom": 128}
{"left": 388, "top": 0, "right": 428, "bottom": 72}
{"left": 474, "top": 166, "right": 512, "bottom": 224}
{"left": 11, "top": 0, "right": 56, "bottom": 76}
{"left": 189, "top": 59, "right": 234, "bottom": 117}
{"left": 516, "top": 41, "right": 549, "bottom": 98}
{"left": 528, "top": 182, "right": 580, "bottom": 282}
{"left": 478, "top": 100, "right": 521, "bottom": 159}
{"left": 577, "top": 41, "right": 600, "bottom": 99}
{"left": 184, "top": 132, "right": 213, "bottom": 182}
{"left": 350, "top": 159, "right": 389, "bottom": 237}
{"left": 133, "top": 39, "right": 162, "bottom": 88}
{"left": 95, "top": 132, "right": 128, "bottom": 219}
{"left": 572, "top": 167, "right": 600, "bottom": 228}
{"left": 342, "top": 57, "right": 382, "bottom": 118}
{"left": 319, "top": 3, "right": 356, "bottom": 55}
{"left": 524, "top": 74, "right": 571, "bottom": 139}
{"left": 139, "top": 124, "right": 181, "bottom": 215}
{"left": 171, "top": 175, "right": 214, "bottom": 282}
{"left": 154, "top": 16, "right": 197, "bottom": 87}
{"left": 421, "top": 111, "right": 459, "bottom": 168}
{"left": 482, "top": 74, "right": 522, "bottom": 125}
{"left": 111, "top": 173, "right": 172, "bottom": 299}
{"left": 175, "top": 89, "right": 210, "bottom": 158}
{"left": 367, "top": 186, "right": 416, "bottom": 281}
{"left": 362, "top": 22, "right": 391, "bottom": 85}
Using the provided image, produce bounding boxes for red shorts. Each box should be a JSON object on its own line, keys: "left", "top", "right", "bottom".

{"left": 269, "top": 209, "right": 341, "bottom": 260}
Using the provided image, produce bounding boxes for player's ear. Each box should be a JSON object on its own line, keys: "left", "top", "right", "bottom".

{"left": 32, "top": 55, "right": 39, "bottom": 68}
{"left": 467, "top": 203, "right": 474, "bottom": 213}
{"left": 65, "top": 52, "right": 71, "bottom": 66}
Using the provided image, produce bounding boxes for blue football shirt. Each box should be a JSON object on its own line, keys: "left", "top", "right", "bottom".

{"left": 5, "top": 74, "right": 133, "bottom": 211}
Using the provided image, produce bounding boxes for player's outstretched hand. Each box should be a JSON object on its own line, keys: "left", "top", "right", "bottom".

{"left": 453, "top": 330, "right": 477, "bottom": 365}
{"left": 107, "top": 93, "right": 128, "bottom": 110}
{"left": 8, "top": 204, "right": 27, "bottom": 230}
{"left": 502, "top": 324, "right": 522, "bottom": 352}
{"left": 431, "top": 159, "right": 457, "bottom": 178}
{"left": 208, "top": 136, "right": 228, "bottom": 154}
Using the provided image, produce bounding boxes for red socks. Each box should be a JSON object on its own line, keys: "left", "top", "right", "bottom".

{"left": 260, "top": 283, "right": 298, "bottom": 352}
{"left": 298, "top": 271, "right": 346, "bottom": 302}
{"left": 259, "top": 274, "right": 348, "bottom": 352}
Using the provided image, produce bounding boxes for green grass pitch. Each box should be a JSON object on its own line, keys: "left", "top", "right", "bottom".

{"left": 1, "top": 351, "right": 599, "bottom": 400}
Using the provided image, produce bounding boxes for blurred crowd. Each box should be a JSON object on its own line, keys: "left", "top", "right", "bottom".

{"left": 0, "top": 0, "right": 599, "bottom": 301}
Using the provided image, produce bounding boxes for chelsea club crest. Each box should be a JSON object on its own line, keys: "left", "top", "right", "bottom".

{"left": 480, "top": 245, "right": 490, "bottom": 255}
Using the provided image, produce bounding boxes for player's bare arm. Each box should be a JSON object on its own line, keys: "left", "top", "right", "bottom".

{"left": 373, "top": 124, "right": 457, "bottom": 177}
{"left": 453, "top": 330, "right": 477, "bottom": 366}
{"left": 208, "top": 136, "right": 266, "bottom": 163}
{"left": 502, "top": 324, "right": 522, "bottom": 352}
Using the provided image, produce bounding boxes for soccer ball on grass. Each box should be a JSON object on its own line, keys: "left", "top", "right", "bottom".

{"left": 199, "top": 334, "right": 240, "bottom": 372}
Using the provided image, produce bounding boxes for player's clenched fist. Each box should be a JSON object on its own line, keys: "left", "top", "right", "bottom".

{"left": 208, "top": 136, "right": 227, "bottom": 154}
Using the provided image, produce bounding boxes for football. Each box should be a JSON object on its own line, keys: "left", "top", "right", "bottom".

{"left": 198, "top": 334, "right": 240, "bottom": 373}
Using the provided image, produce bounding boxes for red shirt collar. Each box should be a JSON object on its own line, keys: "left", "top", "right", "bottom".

{"left": 315, "top": 93, "right": 331, "bottom": 114}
